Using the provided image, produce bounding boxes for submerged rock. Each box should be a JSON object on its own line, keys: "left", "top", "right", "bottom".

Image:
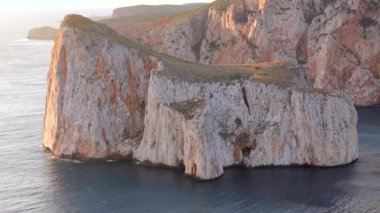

{"left": 44, "top": 15, "right": 358, "bottom": 180}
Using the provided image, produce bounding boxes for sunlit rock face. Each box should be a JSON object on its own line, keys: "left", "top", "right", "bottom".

{"left": 108, "top": 0, "right": 380, "bottom": 106}
{"left": 44, "top": 15, "right": 358, "bottom": 180}
{"left": 43, "top": 16, "right": 159, "bottom": 159}
{"left": 136, "top": 70, "right": 358, "bottom": 180}
{"left": 306, "top": 0, "right": 380, "bottom": 106}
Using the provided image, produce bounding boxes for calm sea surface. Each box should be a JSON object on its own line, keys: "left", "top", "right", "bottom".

{"left": 0, "top": 33, "right": 379, "bottom": 213}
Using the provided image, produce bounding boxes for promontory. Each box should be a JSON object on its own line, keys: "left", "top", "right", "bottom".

{"left": 27, "top": 26, "right": 58, "bottom": 40}
{"left": 43, "top": 13, "right": 358, "bottom": 180}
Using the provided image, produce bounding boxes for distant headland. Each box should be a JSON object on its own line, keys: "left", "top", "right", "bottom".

{"left": 27, "top": 26, "right": 58, "bottom": 40}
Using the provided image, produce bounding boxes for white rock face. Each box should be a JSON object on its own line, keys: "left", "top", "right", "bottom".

{"left": 136, "top": 72, "right": 358, "bottom": 180}
{"left": 44, "top": 15, "right": 359, "bottom": 180}
{"left": 44, "top": 18, "right": 160, "bottom": 159}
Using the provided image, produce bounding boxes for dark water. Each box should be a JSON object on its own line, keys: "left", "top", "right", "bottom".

{"left": 0, "top": 35, "right": 379, "bottom": 213}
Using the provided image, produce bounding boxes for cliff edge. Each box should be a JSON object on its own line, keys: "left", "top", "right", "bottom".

{"left": 44, "top": 15, "right": 358, "bottom": 180}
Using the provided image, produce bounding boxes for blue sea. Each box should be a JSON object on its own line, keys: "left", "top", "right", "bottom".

{"left": 0, "top": 31, "right": 379, "bottom": 213}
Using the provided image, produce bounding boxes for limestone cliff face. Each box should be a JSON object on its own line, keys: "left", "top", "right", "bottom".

{"left": 44, "top": 16, "right": 159, "bottom": 159}
{"left": 109, "top": 0, "right": 380, "bottom": 106}
{"left": 136, "top": 70, "right": 358, "bottom": 180}
{"left": 44, "top": 15, "right": 358, "bottom": 180}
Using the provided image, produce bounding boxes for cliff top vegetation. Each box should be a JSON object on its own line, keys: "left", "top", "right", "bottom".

{"left": 62, "top": 14, "right": 307, "bottom": 89}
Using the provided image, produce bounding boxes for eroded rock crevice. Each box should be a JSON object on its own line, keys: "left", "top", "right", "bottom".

{"left": 241, "top": 86, "right": 251, "bottom": 115}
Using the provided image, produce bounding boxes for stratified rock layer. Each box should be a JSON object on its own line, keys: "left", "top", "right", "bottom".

{"left": 107, "top": 0, "right": 380, "bottom": 106}
{"left": 44, "top": 15, "right": 359, "bottom": 180}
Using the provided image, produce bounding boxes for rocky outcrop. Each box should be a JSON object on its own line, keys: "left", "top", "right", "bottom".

{"left": 27, "top": 26, "right": 58, "bottom": 40}
{"left": 44, "top": 15, "right": 358, "bottom": 180}
{"left": 106, "top": 0, "right": 380, "bottom": 106}
{"left": 135, "top": 68, "right": 358, "bottom": 180}
{"left": 43, "top": 16, "right": 159, "bottom": 159}
{"left": 306, "top": 0, "right": 380, "bottom": 106}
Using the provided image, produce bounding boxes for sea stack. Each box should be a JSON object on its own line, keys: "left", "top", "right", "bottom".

{"left": 43, "top": 14, "right": 358, "bottom": 180}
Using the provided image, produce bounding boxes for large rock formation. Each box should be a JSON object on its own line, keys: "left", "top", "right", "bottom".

{"left": 44, "top": 15, "right": 358, "bottom": 180}
{"left": 105, "top": 0, "right": 380, "bottom": 106}
{"left": 136, "top": 69, "right": 358, "bottom": 180}
{"left": 44, "top": 16, "right": 159, "bottom": 158}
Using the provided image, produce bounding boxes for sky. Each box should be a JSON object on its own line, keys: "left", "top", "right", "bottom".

{"left": 0, "top": 0, "right": 214, "bottom": 10}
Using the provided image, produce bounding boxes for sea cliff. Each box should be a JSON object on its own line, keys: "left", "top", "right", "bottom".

{"left": 44, "top": 14, "right": 358, "bottom": 180}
